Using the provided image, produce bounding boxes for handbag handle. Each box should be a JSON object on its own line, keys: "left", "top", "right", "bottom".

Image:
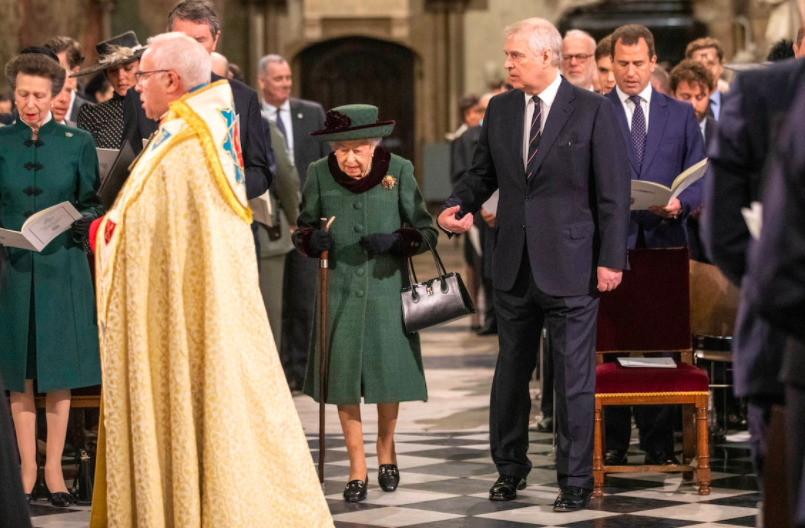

{"left": 404, "top": 233, "right": 449, "bottom": 301}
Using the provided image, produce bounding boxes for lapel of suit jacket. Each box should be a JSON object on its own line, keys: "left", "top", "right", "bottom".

{"left": 606, "top": 90, "right": 639, "bottom": 174}
{"left": 528, "top": 78, "right": 575, "bottom": 181}
{"left": 641, "top": 89, "right": 669, "bottom": 177}
{"left": 289, "top": 99, "right": 302, "bottom": 147}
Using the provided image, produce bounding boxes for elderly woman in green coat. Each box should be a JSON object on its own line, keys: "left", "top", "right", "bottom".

{"left": 294, "top": 104, "right": 437, "bottom": 502}
{"left": 0, "top": 51, "right": 103, "bottom": 506}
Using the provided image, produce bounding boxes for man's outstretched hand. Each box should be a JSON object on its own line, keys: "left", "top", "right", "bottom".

{"left": 437, "top": 205, "right": 474, "bottom": 234}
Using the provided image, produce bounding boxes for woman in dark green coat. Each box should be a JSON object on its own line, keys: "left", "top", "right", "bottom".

{"left": 294, "top": 104, "right": 437, "bottom": 502}
{"left": 0, "top": 51, "right": 103, "bottom": 506}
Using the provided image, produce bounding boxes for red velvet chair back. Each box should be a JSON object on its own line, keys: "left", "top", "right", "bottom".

{"left": 596, "top": 248, "right": 691, "bottom": 353}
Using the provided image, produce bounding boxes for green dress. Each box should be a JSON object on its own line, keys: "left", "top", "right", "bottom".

{"left": 297, "top": 148, "right": 438, "bottom": 405}
{"left": 0, "top": 118, "right": 103, "bottom": 393}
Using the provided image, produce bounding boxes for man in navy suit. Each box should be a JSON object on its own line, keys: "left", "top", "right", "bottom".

{"left": 439, "top": 17, "right": 630, "bottom": 512}
{"left": 120, "top": 0, "right": 272, "bottom": 200}
{"left": 703, "top": 55, "right": 805, "bottom": 483}
{"left": 603, "top": 24, "right": 706, "bottom": 467}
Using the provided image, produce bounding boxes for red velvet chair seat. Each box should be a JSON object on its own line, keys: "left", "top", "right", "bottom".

{"left": 596, "top": 362, "right": 709, "bottom": 394}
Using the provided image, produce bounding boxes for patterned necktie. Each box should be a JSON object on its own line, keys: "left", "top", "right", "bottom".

{"left": 526, "top": 96, "right": 541, "bottom": 180}
{"left": 275, "top": 108, "right": 288, "bottom": 139}
{"left": 629, "top": 95, "right": 646, "bottom": 166}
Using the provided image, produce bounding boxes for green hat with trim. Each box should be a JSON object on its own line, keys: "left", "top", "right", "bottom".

{"left": 310, "top": 104, "right": 395, "bottom": 141}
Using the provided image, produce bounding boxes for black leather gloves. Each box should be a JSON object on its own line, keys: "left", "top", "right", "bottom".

{"left": 359, "top": 233, "right": 402, "bottom": 256}
{"left": 71, "top": 216, "right": 94, "bottom": 254}
{"left": 309, "top": 229, "right": 333, "bottom": 252}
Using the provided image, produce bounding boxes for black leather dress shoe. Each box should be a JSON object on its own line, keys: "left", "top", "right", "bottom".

{"left": 378, "top": 464, "right": 399, "bottom": 492}
{"left": 536, "top": 416, "right": 553, "bottom": 433}
{"left": 49, "top": 491, "right": 75, "bottom": 507}
{"left": 476, "top": 323, "right": 497, "bottom": 336}
{"left": 343, "top": 475, "right": 368, "bottom": 502}
{"left": 488, "top": 475, "right": 526, "bottom": 501}
{"left": 553, "top": 486, "right": 592, "bottom": 512}
{"left": 605, "top": 449, "right": 628, "bottom": 465}
{"left": 644, "top": 449, "right": 680, "bottom": 465}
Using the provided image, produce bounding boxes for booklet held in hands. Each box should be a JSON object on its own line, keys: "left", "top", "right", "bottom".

{"left": 630, "top": 158, "right": 709, "bottom": 211}
{"left": 0, "top": 202, "right": 83, "bottom": 251}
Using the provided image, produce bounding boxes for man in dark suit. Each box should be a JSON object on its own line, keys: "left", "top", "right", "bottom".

{"left": 257, "top": 53, "right": 330, "bottom": 390}
{"left": 603, "top": 24, "right": 706, "bottom": 467}
{"left": 120, "top": 0, "right": 272, "bottom": 200}
{"left": 702, "top": 56, "right": 805, "bottom": 484}
{"left": 743, "top": 84, "right": 805, "bottom": 527}
{"left": 439, "top": 17, "right": 630, "bottom": 512}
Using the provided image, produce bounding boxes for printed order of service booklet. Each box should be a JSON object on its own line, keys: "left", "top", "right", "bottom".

{"left": 630, "top": 158, "right": 709, "bottom": 211}
{"left": 0, "top": 202, "right": 82, "bottom": 252}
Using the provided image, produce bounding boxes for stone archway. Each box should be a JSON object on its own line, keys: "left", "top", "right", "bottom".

{"left": 297, "top": 36, "right": 416, "bottom": 162}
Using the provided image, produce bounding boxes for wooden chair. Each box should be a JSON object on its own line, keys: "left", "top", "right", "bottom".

{"left": 593, "top": 248, "right": 710, "bottom": 497}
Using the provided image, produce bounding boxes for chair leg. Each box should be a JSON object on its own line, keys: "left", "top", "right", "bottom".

{"left": 696, "top": 402, "right": 711, "bottom": 495}
{"left": 593, "top": 402, "right": 604, "bottom": 497}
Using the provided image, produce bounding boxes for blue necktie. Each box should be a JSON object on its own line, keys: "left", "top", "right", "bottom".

{"left": 630, "top": 95, "right": 646, "bottom": 166}
{"left": 525, "top": 96, "right": 541, "bottom": 180}
{"left": 275, "top": 109, "right": 288, "bottom": 140}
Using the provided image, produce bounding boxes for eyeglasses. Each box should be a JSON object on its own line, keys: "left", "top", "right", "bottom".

{"left": 134, "top": 69, "right": 170, "bottom": 84}
{"left": 562, "top": 54, "right": 592, "bottom": 63}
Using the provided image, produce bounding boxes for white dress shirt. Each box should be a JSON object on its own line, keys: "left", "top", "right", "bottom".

{"left": 615, "top": 84, "right": 653, "bottom": 134}
{"left": 522, "top": 73, "right": 562, "bottom": 169}
{"left": 262, "top": 100, "right": 295, "bottom": 163}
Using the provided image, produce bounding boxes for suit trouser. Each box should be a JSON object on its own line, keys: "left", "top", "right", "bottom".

{"left": 490, "top": 252, "right": 598, "bottom": 489}
{"left": 279, "top": 250, "right": 318, "bottom": 385}
{"left": 258, "top": 251, "right": 289, "bottom": 348}
{"left": 0, "top": 374, "right": 32, "bottom": 526}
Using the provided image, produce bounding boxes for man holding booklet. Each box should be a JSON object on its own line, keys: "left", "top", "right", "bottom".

{"left": 602, "top": 24, "right": 707, "bottom": 467}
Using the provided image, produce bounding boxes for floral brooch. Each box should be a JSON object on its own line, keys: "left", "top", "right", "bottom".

{"left": 382, "top": 175, "right": 397, "bottom": 190}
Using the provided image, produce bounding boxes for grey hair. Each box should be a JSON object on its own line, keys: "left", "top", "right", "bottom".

{"left": 146, "top": 32, "right": 211, "bottom": 89}
{"left": 504, "top": 18, "right": 563, "bottom": 68}
{"left": 167, "top": 0, "right": 220, "bottom": 37}
{"left": 329, "top": 138, "right": 382, "bottom": 149}
{"left": 564, "top": 29, "right": 596, "bottom": 54}
{"left": 258, "top": 54, "right": 288, "bottom": 77}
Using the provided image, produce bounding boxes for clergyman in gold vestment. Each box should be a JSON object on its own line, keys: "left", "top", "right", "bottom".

{"left": 90, "top": 32, "right": 333, "bottom": 528}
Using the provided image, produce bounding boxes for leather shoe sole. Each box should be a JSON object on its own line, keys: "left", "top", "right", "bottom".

{"left": 553, "top": 486, "right": 592, "bottom": 512}
{"left": 489, "top": 476, "right": 526, "bottom": 501}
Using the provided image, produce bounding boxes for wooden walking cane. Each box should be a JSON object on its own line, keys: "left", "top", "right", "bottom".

{"left": 318, "top": 216, "right": 335, "bottom": 484}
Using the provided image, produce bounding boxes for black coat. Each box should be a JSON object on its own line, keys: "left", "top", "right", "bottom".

{"left": 702, "top": 57, "right": 805, "bottom": 399}
{"left": 121, "top": 73, "right": 272, "bottom": 199}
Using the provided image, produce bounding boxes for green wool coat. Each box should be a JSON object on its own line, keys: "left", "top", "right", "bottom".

{"left": 298, "top": 152, "right": 438, "bottom": 405}
{"left": 0, "top": 118, "right": 103, "bottom": 393}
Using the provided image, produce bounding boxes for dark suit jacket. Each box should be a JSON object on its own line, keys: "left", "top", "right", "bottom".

{"left": 705, "top": 58, "right": 805, "bottom": 399}
{"left": 121, "top": 73, "right": 272, "bottom": 199}
{"left": 605, "top": 88, "right": 706, "bottom": 249}
{"left": 287, "top": 97, "right": 330, "bottom": 185}
{"left": 703, "top": 116, "right": 716, "bottom": 149}
{"left": 445, "top": 78, "right": 630, "bottom": 297}
{"left": 69, "top": 93, "right": 91, "bottom": 124}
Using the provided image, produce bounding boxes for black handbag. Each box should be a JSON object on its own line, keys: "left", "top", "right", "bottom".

{"left": 401, "top": 235, "right": 475, "bottom": 333}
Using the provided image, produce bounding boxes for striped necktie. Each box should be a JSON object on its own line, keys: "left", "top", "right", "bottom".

{"left": 275, "top": 108, "right": 288, "bottom": 139}
{"left": 526, "top": 95, "right": 541, "bottom": 180}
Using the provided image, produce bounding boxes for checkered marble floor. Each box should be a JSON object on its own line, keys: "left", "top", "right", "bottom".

{"left": 27, "top": 242, "right": 759, "bottom": 527}
{"left": 312, "top": 430, "right": 759, "bottom": 528}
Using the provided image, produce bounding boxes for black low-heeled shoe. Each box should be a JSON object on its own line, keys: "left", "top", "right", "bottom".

{"left": 343, "top": 475, "right": 368, "bottom": 502}
{"left": 378, "top": 464, "right": 400, "bottom": 492}
{"left": 24, "top": 493, "right": 33, "bottom": 505}
{"left": 49, "top": 491, "right": 75, "bottom": 508}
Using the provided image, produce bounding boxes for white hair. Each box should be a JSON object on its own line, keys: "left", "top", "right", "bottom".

{"left": 563, "top": 29, "right": 597, "bottom": 54}
{"left": 329, "top": 138, "right": 382, "bottom": 150}
{"left": 257, "top": 54, "right": 288, "bottom": 77}
{"left": 504, "top": 18, "right": 563, "bottom": 69}
{"left": 146, "top": 32, "right": 211, "bottom": 89}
